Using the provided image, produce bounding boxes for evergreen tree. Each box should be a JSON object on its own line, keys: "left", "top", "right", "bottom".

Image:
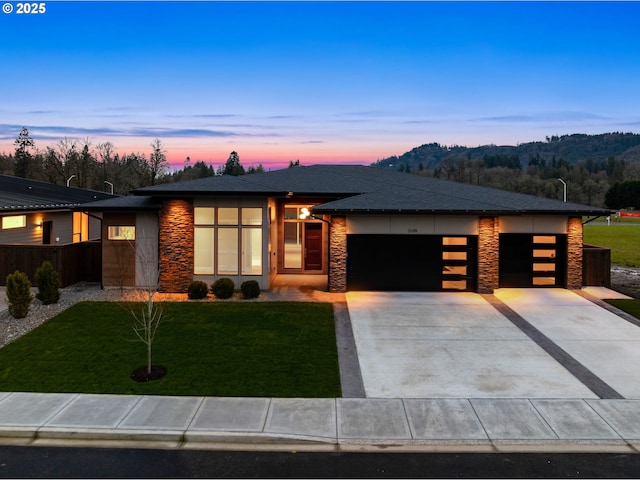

{"left": 222, "top": 151, "right": 245, "bottom": 176}
{"left": 14, "top": 127, "right": 35, "bottom": 178}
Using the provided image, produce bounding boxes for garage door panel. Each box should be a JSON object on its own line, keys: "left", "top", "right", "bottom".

{"left": 347, "top": 235, "right": 476, "bottom": 291}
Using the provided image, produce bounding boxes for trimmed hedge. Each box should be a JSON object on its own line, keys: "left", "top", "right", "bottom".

{"left": 241, "top": 280, "right": 261, "bottom": 299}
{"left": 187, "top": 281, "right": 209, "bottom": 300}
{"left": 211, "top": 278, "right": 234, "bottom": 299}
{"left": 35, "top": 261, "right": 60, "bottom": 305}
{"left": 6, "top": 270, "right": 33, "bottom": 319}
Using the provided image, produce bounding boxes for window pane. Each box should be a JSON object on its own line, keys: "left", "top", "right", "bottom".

{"left": 533, "top": 277, "right": 556, "bottom": 286}
{"left": 284, "top": 222, "right": 302, "bottom": 268}
{"left": 108, "top": 226, "right": 135, "bottom": 240}
{"left": 2, "top": 215, "right": 26, "bottom": 229}
{"left": 533, "top": 263, "right": 556, "bottom": 272}
{"left": 242, "top": 208, "right": 262, "bottom": 226}
{"left": 443, "top": 251, "right": 467, "bottom": 261}
{"left": 442, "top": 280, "right": 467, "bottom": 290}
{"left": 284, "top": 207, "right": 299, "bottom": 220}
{"left": 443, "top": 237, "right": 467, "bottom": 246}
{"left": 242, "top": 228, "right": 262, "bottom": 274}
{"left": 194, "top": 227, "right": 214, "bottom": 274}
{"left": 218, "top": 228, "right": 238, "bottom": 274}
{"left": 218, "top": 208, "right": 238, "bottom": 225}
{"left": 533, "top": 235, "right": 556, "bottom": 244}
{"left": 533, "top": 249, "right": 556, "bottom": 258}
{"left": 194, "top": 207, "right": 215, "bottom": 225}
{"left": 443, "top": 265, "right": 467, "bottom": 275}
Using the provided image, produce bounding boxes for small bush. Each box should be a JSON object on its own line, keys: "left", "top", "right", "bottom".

{"left": 35, "top": 260, "right": 60, "bottom": 305}
{"left": 241, "top": 280, "right": 261, "bottom": 299}
{"left": 6, "top": 270, "right": 33, "bottom": 319}
{"left": 188, "top": 280, "right": 209, "bottom": 300}
{"left": 211, "top": 278, "right": 234, "bottom": 299}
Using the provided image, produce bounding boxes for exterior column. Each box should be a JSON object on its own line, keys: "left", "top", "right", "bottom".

{"left": 477, "top": 216, "right": 499, "bottom": 293}
{"left": 158, "top": 199, "right": 194, "bottom": 292}
{"left": 567, "top": 216, "right": 583, "bottom": 289}
{"left": 329, "top": 215, "right": 347, "bottom": 293}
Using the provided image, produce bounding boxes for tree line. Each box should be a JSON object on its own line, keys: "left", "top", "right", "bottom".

{"left": 374, "top": 134, "right": 640, "bottom": 208}
{"left": 1, "top": 127, "right": 281, "bottom": 195}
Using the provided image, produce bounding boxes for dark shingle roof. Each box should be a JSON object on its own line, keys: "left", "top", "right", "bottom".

{"left": 130, "top": 165, "right": 610, "bottom": 215}
{"left": 0, "top": 174, "right": 116, "bottom": 212}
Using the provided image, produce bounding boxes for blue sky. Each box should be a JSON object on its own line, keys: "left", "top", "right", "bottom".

{"left": 1, "top": 1, "right": 639, "bottom": 169}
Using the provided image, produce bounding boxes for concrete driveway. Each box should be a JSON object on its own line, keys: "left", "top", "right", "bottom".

{"left": 346, "top": 290, "right": 635, "bottom": 399}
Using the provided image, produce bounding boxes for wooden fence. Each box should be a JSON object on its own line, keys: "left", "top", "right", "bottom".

{"left": 0, "top": 241, "right": 101, "bottom": 287}
{"left": 583, "top": 244, "right": 611, "bottom": 287}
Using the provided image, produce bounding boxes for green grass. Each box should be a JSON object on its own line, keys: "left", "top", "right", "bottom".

{"left": 606, "top": 299, "right": 640, "bottom": 320}
{"left": 583, "top": 224, "right": 640, "bottom": 267}
{"left": 0, "top": 302, "right": 341, "bottom": 397}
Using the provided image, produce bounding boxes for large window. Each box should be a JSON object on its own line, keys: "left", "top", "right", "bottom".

{"left": 194, "top": 206, "right": 263, "bottom": 276}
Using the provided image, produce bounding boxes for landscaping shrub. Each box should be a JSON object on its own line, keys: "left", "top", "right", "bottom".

{"left": 211, "top": 278, "right": 234, "bottom": 299}
{"left": 187, "top": 280, "right": 209, "bottom": 300}
{"left": 5, "top": 270, "right": 33, "bottom": 319}
{"left": 241, "top": 280, "right": 261, "bottom": 299}
{"left": 35, "top": 260, "right": 60, "bottom": 305}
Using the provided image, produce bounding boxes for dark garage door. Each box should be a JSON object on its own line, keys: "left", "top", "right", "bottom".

{"left": 347, "top": 234, "right": 477, "bottom": 291}
{"left": 499, "top": 234, "right": 567, "bottom": 287}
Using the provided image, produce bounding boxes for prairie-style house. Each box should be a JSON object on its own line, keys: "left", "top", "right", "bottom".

{"left": 81, "top": 165, "right": 611, "bottom": 293}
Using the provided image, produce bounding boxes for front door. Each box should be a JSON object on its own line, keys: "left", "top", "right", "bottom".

{"left": 42, "top": 221, "right": 52, "bottom": 244}
{"left": 304, "top": 223, "right": 323, "bottom": 270}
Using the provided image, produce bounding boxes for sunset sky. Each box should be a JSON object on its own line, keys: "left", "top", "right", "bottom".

{"left": 1, "top": 1, "right": 639, "bottom": 170}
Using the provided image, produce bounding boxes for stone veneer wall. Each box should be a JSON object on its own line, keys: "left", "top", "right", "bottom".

{"left": 567, "top": 216, "right": 583, "bottom": 289}
{"left": 329, "top": 215, "right": 347, "bottom": 293}
{"left": 477, "top": 216, "right": 499, "bottom": 293}
{"left": 158, "top": 199, "right": 194, "bottom": 292}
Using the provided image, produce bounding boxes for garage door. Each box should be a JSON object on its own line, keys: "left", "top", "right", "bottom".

{"left": 346, "top": 234, "right": 477, "bottom": 291}
{"left": 499, "top": 234, "right": 567, "bottom": 287}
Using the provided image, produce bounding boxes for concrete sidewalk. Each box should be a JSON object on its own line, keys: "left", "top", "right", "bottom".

{"left": 1, "top": 392, "right": 640, "bottom": 452}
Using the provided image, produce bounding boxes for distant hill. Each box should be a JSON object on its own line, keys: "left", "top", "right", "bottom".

{"left": 373, "top": 133, "right": 640, "bottom": 171}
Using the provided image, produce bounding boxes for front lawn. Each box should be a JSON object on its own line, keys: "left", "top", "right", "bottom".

{"left": 0, "top": 302, "right": 341, "bottom": 397}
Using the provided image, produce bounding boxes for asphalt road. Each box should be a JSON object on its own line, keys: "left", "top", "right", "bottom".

{"left": 1, "top": 446, "right": 640, "bottom": 478}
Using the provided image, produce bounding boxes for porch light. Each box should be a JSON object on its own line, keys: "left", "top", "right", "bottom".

{"left": 299, "top": 207, "right": 331, "bottom": 224}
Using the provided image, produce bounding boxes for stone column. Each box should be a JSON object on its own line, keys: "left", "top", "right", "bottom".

{"left": 566, "top": 216, "right": 583, "bottom": 289}
{"left": 158, "top": 199, "right": 194, "bottom": 292}
{"left": 477, "top": 216, "right": 499, "bottom": 293}
{"left": 329, "top": 216, "right": 347, "bottom": 293}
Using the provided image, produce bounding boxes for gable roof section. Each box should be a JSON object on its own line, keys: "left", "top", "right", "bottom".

{"left": 0, "top": 174, "right": 116, "bottom": 212}
{"left": 131, "top": 165, "right": 609, "bottom": 215}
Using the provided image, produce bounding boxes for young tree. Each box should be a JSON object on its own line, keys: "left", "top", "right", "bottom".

{"left": 127, "top": 221, "right": 164, "bottom": 381}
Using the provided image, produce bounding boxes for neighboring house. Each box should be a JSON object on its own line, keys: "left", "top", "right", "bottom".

{"left": 0, "top": 174, "right": 115, "bottom": 285}
{"left": 81, "top": 165, "right": 611, "bottom": 293}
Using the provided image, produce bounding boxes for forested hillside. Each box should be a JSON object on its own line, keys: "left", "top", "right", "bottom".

{"left": 373, "top": 133, "right": 640, "bottom": 207}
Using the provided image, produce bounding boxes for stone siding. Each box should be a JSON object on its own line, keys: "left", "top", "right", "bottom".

{"left": 329, "top": 216, "right": 347, "bottom": 293}
{"left": 477, "top": 216, "right": 499, "bottom": 293}
{"left": 158, "top": 199, "right": 194, "bottom": 292}
{"left": 567, "top": 216, "right": 583, "bottom": 289}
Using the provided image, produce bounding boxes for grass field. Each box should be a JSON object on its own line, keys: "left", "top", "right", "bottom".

{"left": 606, "top": 299, "right": 640, "bottom": 320}
{"left": 0, "top": 301, "right": 341, "bottom": 397}
{"left": 583, "top": 219, "right": 640, "bottom": 267}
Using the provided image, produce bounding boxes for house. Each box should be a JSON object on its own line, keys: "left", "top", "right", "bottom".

{"left": 81, "top": 165, "right": 611, "bottom": 293}
{"left": 0, "top": 174, "right": 115, "bottom": 285}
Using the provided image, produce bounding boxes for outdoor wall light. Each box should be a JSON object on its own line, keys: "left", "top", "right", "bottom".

{"left": 299, "top": 207, "right": 311, "bottom": 220}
